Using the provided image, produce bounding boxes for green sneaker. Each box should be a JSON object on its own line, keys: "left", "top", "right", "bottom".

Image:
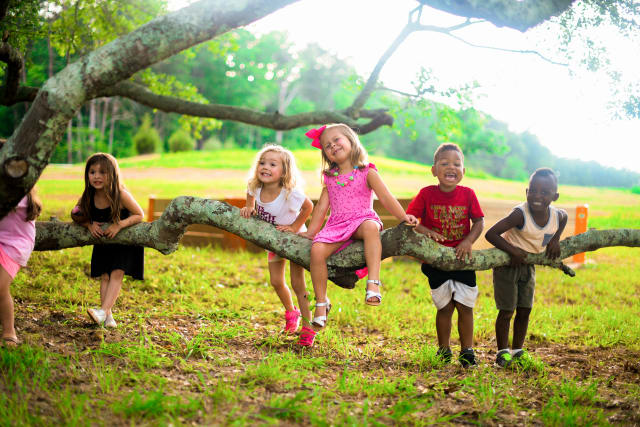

{"left": 512, "top": 349, "right": 531, "bottom": 366}
{"left": 495, "top": 349, "right": 513, "bottom": 368}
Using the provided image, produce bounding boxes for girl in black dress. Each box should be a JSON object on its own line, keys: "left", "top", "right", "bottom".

{"left": 71, "top": 153, "right": 144, "bottom": 328}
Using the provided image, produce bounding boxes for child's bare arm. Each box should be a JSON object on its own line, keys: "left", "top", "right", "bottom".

{"left": 485, "top": 210, "right": 528, "bottom": 265}
{"left": 367, "top": 169, "right": 418, "bottom": 225}
{"left": 240, "top": 193, "right": 256, "bottom": 218}
{"left": 277, "top": 197, "right": 313, "bottom": 233}
{"left": 103, "top": 190, "right": 144, "bottom": 238}
{"left": 545, "top": 209, "right": 568, "bottom": 259}
{"left": 455, "top": 217, "right": 484, "bottom": 261}
{"left": 299, "top": 189, "right": 329, "bottom": 239}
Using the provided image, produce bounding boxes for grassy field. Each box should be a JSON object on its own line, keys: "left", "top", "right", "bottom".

{"left": 2, "top": 150, "right": 639, "bottom": 425}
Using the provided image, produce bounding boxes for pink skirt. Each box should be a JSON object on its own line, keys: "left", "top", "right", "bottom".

{"left": 0, "top": 245, "right": 20, "bottom": 279}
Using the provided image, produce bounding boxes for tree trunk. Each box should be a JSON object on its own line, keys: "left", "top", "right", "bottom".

{"left": 108, "top": 99, "right": 118, "bottom": 154}
{"left": 67, "top": 120, "right": 73, "bottom": 164}
{"left": 88, "top": 99, "right": 97, "bottom": 152}
{"left": 33, "top": 197, "right": 640, "bottom": 289}
{"left": 99, "top": 98, "right": 110, "bottom": 141}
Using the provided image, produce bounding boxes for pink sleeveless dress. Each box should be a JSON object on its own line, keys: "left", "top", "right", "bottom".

{"left": 313, "top": 163, "right": 383, "bottom": 245}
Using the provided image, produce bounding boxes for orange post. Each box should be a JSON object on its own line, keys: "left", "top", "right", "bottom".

{"left": 147, "top": 195, "right": 156, "bottom": 222}
{"left": 572, "top": 204, "right": 588, "bottom": 264}
{"left": 223, "top": 198, "right": 247, "bottom": 250}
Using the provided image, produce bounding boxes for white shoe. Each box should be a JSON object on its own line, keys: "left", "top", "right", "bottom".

{"left": 104, "top": 315, "right": 117, "bottom": 328}
{"left": 311, "top": 299, "right": 331, "bottom": 328}
{"left": 87, "top": 308, "right": 106, "bottom": 325}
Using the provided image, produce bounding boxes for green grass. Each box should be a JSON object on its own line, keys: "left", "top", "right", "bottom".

{"left": 2, "top": 243, "right": 639, "bottom": 425}
{"left": 3, "top": 150, "right": 639, "bottom": 424}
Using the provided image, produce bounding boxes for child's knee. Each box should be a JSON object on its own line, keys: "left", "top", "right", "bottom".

{"left": 110, "top": 269, "right": 125, "bottom": 280}
{"left": 437, "top": 301, "right": 455, "bottom": 316}
{"left": 497, "top": 310, "right": 514, "bottom": 321}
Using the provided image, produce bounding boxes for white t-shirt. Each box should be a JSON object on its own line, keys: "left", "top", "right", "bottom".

{"left": 248, "top": 187, "right": 308, "bottom": 232}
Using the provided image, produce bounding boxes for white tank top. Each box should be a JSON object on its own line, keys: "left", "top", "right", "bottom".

{"left": 503, "top": 202, "right": 560, "bottom": 254}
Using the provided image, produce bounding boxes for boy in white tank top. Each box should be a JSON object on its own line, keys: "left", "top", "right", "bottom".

{"left": 485, "top": 168, "right": 568, "bottom": 367}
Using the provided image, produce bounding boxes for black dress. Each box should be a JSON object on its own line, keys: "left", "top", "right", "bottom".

{"left": 90, "top": 197, "right": 144, "bottom": 280}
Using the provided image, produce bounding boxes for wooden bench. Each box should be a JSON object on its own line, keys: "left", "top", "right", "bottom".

{"left": 147, "top": 196, "right": 587, "bottom": 257}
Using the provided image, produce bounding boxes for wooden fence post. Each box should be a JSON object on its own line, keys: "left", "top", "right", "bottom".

{"left": 572, "top": 204, "right": 589, "bottom": 264}
{"left": 147, "top": 195, "right": 156, "bottom": 222}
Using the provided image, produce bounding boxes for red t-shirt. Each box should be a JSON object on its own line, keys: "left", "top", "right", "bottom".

{"left": 406, "top": 185, "right": 484, "bottom": 247}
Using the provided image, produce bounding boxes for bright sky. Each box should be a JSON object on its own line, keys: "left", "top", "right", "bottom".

{"left": 170, "top": 0, "right": 640, "bottom": 173}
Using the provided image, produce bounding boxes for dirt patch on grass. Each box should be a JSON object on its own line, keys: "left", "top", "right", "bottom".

{"left": 9, "top": 306, "right": 640, "bottom": 425}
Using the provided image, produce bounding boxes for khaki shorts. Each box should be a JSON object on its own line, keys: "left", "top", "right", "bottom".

{"left": 431, "top": 279, "right": 478, "bottom": 310}
{"left": 493, "top": 265, "right": 536, "bottom": 311}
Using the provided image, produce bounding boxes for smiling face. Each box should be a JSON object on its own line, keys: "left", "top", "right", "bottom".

{"left": 431, "top": 149, "right": 465, "bottom": 192}
{"left": 88, "top": 163, "right": 109, "bottom": 191}
{"left": 257, "top": 150, "right": 284, "bottom": 186}
{"left": 526, "top": 174, "right": 558, "bottom": 214}
{"left": 320, "top": 127, "right": 353, "bottom": 166}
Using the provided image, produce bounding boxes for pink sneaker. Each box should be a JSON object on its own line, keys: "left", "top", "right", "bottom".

{"left": 284, "top": 308, "right": 301, "bottom": 334}
{"left": 297, "top": 326, "right": 316, "bottom": 347}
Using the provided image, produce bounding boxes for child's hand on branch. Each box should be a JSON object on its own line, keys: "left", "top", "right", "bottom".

{"left": 455, "top": 240, "right": 473, "bottom": 261}
{"left": 239, "top": 207, "right": 255, "bottom": 218}
{"left": 276, "top": 225, "right": 296, "bottom": 233}
{"left": 509, "top": 247, "right": 528, "bottom": 266}
{"left": 545, "top": 237, "right": 561, "bottom": 259}
{"left": 403, "top": 214, "right": 419, "bottom": 227}
{"left": 298, "top": 230, "right": 315, "bottom": 240}
{"left": 88, "top": 222, "right": 104, "bottom": 238}
{"left": 103, "top": 223, "right": 123, "bottom": 238}
{"left": 416, "top": 225, "right": 446, "bottom": 243}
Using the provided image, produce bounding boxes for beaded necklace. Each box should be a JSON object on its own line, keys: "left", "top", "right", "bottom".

{"left": 331, "top": 166, "right": 359, "bottom": 187}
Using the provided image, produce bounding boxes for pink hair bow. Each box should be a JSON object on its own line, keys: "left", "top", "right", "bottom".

{"left": 305, "top": 125, "right": 326, "bottom": 149}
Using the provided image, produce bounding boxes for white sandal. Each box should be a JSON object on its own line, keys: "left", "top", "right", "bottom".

{"left": 365, "top": 280, "right": 382, "bottom": 306}
{"left": 311, "top": 298, "right": 331, "bottom": 327}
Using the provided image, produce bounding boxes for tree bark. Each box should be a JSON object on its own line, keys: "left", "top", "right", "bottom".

{"left": 418, "top": 0, "right": 576, "bottom": 31}
{"left": 34, "top": 197, "right": 640, "bottom": 289}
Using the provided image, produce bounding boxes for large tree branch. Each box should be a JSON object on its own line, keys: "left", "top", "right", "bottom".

{"left": 0, "top": 0, "right": 299, "bottom": 220}
{"left": 417, "top": 0, "right": 576, "bottom": 32}
{"left": 98, "top": 81, "right": 393, "bottom": 133}
{"left": 34, "top": 197, "right": 640, "bottom": 289}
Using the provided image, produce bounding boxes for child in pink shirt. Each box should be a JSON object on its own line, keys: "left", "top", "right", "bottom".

{"left": 0, "top": 189, "right": 42, "bottom": 346}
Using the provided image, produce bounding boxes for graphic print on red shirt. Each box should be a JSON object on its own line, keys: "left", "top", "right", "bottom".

{"left": 406, "top": 185, "right": 484, "bottom": 248}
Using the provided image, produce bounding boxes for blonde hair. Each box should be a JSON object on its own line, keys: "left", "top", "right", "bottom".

{"left": 319, "top": 123, "right": 368, "bottom": 177}
{"left": 247, "top": 144, "right": 303, "bottom": 198}
{"left": 80, "top": 153, "right": 124, "bottom": 223}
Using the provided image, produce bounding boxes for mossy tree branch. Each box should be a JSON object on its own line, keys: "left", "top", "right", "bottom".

{"left": 34, "top": 197, "right": 640, "bottom": 289}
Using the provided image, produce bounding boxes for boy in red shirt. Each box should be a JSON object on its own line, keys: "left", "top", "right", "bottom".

{"left": 407, "top": 143, "right": 484, "bottom": 367}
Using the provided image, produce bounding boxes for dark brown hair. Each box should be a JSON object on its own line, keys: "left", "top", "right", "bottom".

{"left": 79, "top": 153, "right": 122, "bottom": 223}
{"left": 25, "top": 187, "right": 42, "bottom": 221}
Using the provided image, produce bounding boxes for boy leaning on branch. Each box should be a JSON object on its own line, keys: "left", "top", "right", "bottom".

{"left": 485, "top": 167, "right": 568, "bottom": 368}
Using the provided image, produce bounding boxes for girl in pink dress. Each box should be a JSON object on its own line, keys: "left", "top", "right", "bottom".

{"left": 0, "top": 188, "right": 41, "bottom": 347}
{"left": 298, "top": 124, "right": 418, "bottom": 346}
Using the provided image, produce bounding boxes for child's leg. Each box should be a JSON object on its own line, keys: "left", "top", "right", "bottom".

{"left": 455, "top": 301, "right": 474, "bottom": 349}
{"left": 495, "top": 310, "right": 514, "bottom": 350}
{"left": 290, "top": 262, "right": 311, "bottom": 327}
{"left": 268, "top": 258, "right": 295, "bottom": 312}
{"left": 309, "top": 241, "right": 343, "bottom": 329}
{"left": 0, "top": 266, "right": 17, "bottom": 341}
{"left": 101, "top": 269, "right": 125, "bottom": 313}
{"left": 512, "top": 307, "right": 531, "bottom": 350}
{"left": 99, "top": 273, "right": 109, "bottom": 311}
{"left": 352, "top": 220, "right": 382, "bottom": 302}
{"left": 435, "top": 300, "right": 455, "bottom": 349}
